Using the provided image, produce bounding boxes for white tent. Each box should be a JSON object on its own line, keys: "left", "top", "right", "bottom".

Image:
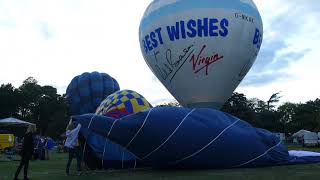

{"left": 292, "top": 129, "right": 311, "bottom": 138}
{"left": 0, "top": 117, "right": 35, "bottom": 127}
{"left": 292, "top": 129, "right": 318, "bottom": 146}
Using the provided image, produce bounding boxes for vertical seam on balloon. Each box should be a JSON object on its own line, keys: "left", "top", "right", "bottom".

{"left": 87, "top": 114, "right": 97, "bottom": 129}
{"left": 81, "top": 114, "right": 97, "bottom": 166}
{"left": 171, "top": 119, "right": 240, "bottom": 165}
{"left": 111, "top": 76, "right": 114, "bottom": 93}
{"left": 125, "top": 108, "right": 153, "bottom": 148}
{"left": 102, "top": 140, "right": 108, "bottom": 168}
{"left": 134, "top": 159, "right": 137, "bottom": 169}
{"left": 234, "top": 140, "right": 282, "bottom": 168}
{"left": 101, "top": 117, "right": 122, "bottom": 167}
{"left": 141, "top": 108, "right": 196, "bottom": 160}
{"left": 122, "top": 151, "right": 125, "bottom": 169}
{"left": 107, "top": 118, "right": 121, "bottom": 137}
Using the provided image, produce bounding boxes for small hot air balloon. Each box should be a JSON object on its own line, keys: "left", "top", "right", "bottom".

{"left": 66, "top": 72, "right": 120, "bottom": 115}
{"left": 96, "top": 90, "right": 153, "bottom": 118}
{"left": 139, "top": 0, "right": 263, "bottom": 109}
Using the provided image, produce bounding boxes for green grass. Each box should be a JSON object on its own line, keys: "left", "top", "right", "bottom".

{"left": 1, "top": 145, "right": 320, "bottom": 180}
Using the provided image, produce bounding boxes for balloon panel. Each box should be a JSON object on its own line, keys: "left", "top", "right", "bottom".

{"left": 139, "top": 0, "right": 263, "bottom": 108}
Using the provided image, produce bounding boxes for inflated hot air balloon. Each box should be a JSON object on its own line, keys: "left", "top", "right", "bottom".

{"left": 96, "top": 90, "right": 153, "bottom": 118}
{"left": 66, "top": 72, "right": 120, "bottom": 115}
{"left": 139, "top": 0, "right": 263, "bottom": 108}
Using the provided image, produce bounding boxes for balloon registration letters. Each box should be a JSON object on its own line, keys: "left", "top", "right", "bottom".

{"left": 139, "top": 0, "right": 263, "bottom": 108}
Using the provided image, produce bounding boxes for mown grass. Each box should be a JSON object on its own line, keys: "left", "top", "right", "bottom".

{"left": 0, "top": 145, "right": 320, "bottom": 180}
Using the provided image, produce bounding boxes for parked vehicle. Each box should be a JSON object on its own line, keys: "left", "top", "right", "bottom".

{"left": 0, "top": 134, "right": 15, "bottom": 150}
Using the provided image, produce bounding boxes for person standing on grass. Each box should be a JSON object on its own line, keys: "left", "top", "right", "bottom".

{"left": 14, "top": 125, "right": 36, "bottom": 180}
{"left": 64, "top": 119, "right": 82, "bottom": 176}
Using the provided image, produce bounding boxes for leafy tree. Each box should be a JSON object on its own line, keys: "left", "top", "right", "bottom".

{"left": 0, "top": 84, "right": 20, "bottom": 118}
{"left": 221, "top": 92, "right": 256, "bottom": 124}
{"left": 249, "top": 98, "right": 268, "bottom": 113}
{"left": 267, "top": 92, "right": 282, "bottom": 111}
{"left": 10, "top": 77, "right": 70, "bottom": 138}
{"left": 18, "top": 77, "right": 43, "bottom": 120}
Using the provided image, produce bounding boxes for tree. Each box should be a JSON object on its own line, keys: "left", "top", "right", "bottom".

{"left": 18, "top": 77, "right": 43, "bottom": 119}
{"left": 13, "top": 77, "right": 70, "bottom": 138}
{"left": 33, "top": 86, "right": 69, "bottom": 136}
{"left": 277, "top": 102, "right": 297, "bottom": 133}
{"left": 221, "top": 92, "right": 256, "bottom": 124}
{"left": 267, "top": 92, "right": 282, "bottom": 111}
{"left": 249, "top": 98, "right": 268, "bottom": 113}
{"left": 0, "top": 83, "right": 20, "bottom": 118}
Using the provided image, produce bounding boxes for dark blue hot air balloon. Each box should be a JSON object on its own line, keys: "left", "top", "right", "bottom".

{"left": 66, "top": 72, "right": 120, "bottom": 115}
{"left": 66, "top": 72, "right": 137, "bottom": 170}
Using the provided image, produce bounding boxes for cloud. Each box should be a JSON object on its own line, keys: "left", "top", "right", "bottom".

{"left": 269, "top": 49, "right": 311, "bottom": 70}
{"left": 39, "top": 22, "right": 54, "bottom": 39}
{"left": 0, "top": 0, "right": 319, "bottom": 105}
{"left": 241, "top": 72, "right": 291, "bottom": 86}
{"left": 241, "top": 0, "right": 318, "bottom": 87}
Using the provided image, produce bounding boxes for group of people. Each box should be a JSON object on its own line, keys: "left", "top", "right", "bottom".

{"left": 13, "top": 119, "right": 82, "bottom": 180}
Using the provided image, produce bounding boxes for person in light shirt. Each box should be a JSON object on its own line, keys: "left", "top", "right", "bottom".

{"left": 64, "top": 119, "right": 82, "bottom": 176}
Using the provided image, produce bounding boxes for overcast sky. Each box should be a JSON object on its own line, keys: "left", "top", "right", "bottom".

{"left": 0, "top": 0, "right": 319, "bottom": 106}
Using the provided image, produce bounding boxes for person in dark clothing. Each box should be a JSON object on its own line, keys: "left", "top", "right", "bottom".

{"left": 14, "top": 125, "right": 36, "bottom": 180}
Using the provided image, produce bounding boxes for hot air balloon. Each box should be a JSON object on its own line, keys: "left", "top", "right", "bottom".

{"left": 96, "top": 90, "right": 153, "bottom": 118}
{"left": 66, "top": 72, "right": 120, "bottom": 115}
{"left": 77, "top": 90, "right": 153, "bottom": 170}
{"left": 66, "top": 72, "right": 126, "bottom": 169}
{"left": 139, "top": 0, "right": 263, "bottom": 109}
{"left": 66, "top": 84, "right": 153, "bottom": 169}
{"left": 73, "top": 107, "right": 320, "bottom": 169}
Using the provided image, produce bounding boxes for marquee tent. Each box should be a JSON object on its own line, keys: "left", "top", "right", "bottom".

{"left": 0, "top": 117, "right": 35, "bottom": 127}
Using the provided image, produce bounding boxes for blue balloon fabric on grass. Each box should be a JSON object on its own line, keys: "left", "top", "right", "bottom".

{"left": 72, "top": 107, "right": 320, "bottom": 169}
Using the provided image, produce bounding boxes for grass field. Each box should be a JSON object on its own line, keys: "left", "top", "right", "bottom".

{"left": 1, "top": 145, "right": 320, "bottom": 180}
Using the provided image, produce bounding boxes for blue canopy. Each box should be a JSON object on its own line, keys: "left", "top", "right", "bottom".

{"left": 73, "top": 107, "right": 320, "bottom": 169}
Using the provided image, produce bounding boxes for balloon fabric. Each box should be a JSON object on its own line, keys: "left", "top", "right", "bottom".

{"left": 72, "top": 107, "right": 320, "bottom": 169}
{"left": 66, "top": 72, "right": 120, "bottom": 115}
{"left": 96, "top": 90, "right": 153, "bottom": 118}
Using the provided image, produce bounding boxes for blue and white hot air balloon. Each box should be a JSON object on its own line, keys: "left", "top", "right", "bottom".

{"left": 65, "top": 0, "right": 320, "bottom": 170}
{"left": 139, "top": 0, "right": 263, "bottom": 109}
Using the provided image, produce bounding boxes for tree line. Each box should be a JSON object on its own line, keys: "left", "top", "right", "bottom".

{"left": 1, "top": 77, "right": 320, "bottom": 139}
{"left": 221, "top": 92, "right": 320, "bottom": 134}
{"left": 157, "top": 93, "right": 320, "bottom": 134}
{"left": 0, "top": 77, "right": 69, "bottom": 139}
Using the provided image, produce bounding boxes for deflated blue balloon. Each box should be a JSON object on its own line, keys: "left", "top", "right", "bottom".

{"left": 66, "top": 72, "right": 120, "bottom": 115}
{"left": 73, "top": 107, "right": 320, "bottom": 169}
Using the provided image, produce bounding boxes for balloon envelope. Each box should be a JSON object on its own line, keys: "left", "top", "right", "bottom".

{"left": 139, "top": 0, "right": 263, "bottom": 108}
{"left": 96, "top": 90, "right": 153, "bottom": 118}
{"left": 66, "top": 72, "right": 120, "bottom": 115}
{"left": 73, "top": 107, "right": 320, "bottom": 169}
